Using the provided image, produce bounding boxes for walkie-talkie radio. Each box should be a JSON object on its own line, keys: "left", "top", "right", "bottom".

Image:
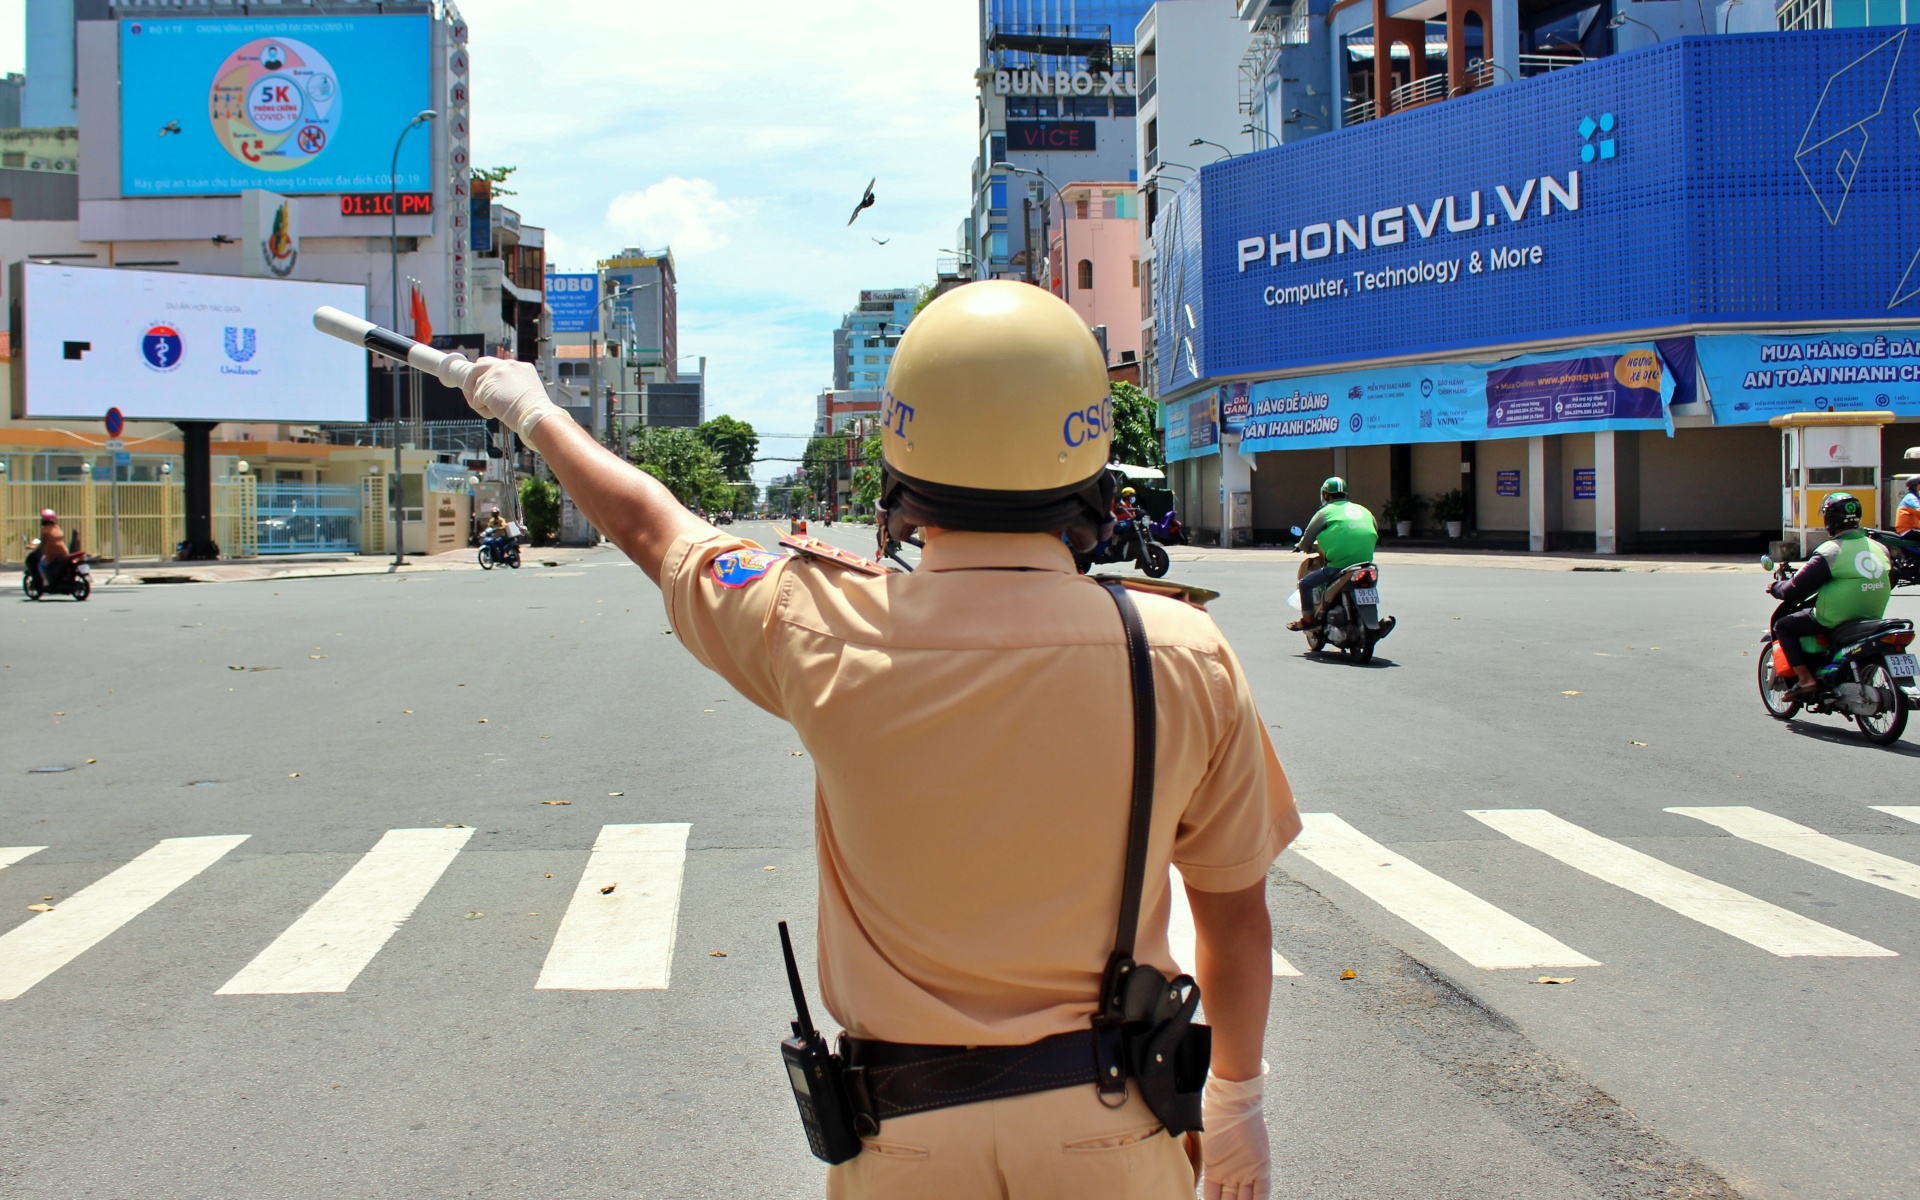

{"left": 777, "top": 921, "right": 863, "bottom": 1164}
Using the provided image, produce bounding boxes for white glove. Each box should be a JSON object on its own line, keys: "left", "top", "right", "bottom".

{"left": 460, "top": 357, "right": 564, "bottom": 444}
{"left": 1200, "top": 1061, "right": 1270, "bottom": 1200}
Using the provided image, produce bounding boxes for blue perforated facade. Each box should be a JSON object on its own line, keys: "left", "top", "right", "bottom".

{"left": 1158, "top": 28, "right": 1920, "bottom": 397}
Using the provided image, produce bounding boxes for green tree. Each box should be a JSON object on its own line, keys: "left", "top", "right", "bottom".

{"left": 625, "top": 426, "right": 729, "bottom": 509}
{"left": 696, "top": 415, "right": 760, "bottom": 482}
{"left": 852, "top": 430, "right": 885, "bottom": 512}
{"left": 517, "top": 477, "right": 560, "bottom": 544}
{"left": 472, "top": 165, "right": 518, "bottom": 197}
{"left": 1109, "top": 381, "right": 1165, "bottom": 470}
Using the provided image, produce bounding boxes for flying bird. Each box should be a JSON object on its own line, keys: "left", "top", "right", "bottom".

{"left": 871, "top": 237, "right": 891, "bottom": 246}
{"left": 847, "top": 178, "right": 876, "bottom": 226}
{"left": 211, "top": 234, "right": 236, "bottom": 245}
{"left": 160, "top": 120, "right": 182, "bottom": 136}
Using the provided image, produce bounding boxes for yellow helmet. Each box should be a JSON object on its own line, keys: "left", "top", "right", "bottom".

{"left": 879, "top": 281, "right": 1113, "bottom": 546}
{"left": 1120, "top": 487, "right": 1137, "bottom": 499}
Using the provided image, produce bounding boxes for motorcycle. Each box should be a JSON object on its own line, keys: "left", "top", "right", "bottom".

{"left": 1758, "top": 554, "right": 1918, "bottom": 745}
{"left": 23, "top": 546, "right": 91, "bottom": 601}
{"left": 1865, "top": 528, "right": 1920, "bottom": 588}
{"left": 478, "top": 524, "right": 523, "bottom": 570}
{"left": 1150, "top": 509, "right": 1186, "bottom": 546}
{"left": 1291, "top": 526, "right": 1393, "bottom": 662}
{"left": 1076, "top": 510, "right": 1171, "bottom": 578}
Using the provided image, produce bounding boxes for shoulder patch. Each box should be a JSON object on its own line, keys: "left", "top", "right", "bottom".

{"left": 777, "top": 535, "right": 890, "bottom": 576}
{"left": 710, "top": 548, "right": 788, "bottom": 589}
{"left": 1092, "top": 574, "right": 1220, "bottom": 609}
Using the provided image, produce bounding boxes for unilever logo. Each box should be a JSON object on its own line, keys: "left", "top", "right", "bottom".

{"left": 221, "top": 326, "right": 263, "bottom": 376}
{"left": 1579, "top": 113, "right": 1617, "bottom": 164}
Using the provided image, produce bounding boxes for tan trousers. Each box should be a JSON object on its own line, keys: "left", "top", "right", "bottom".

{"left": 825, "top": 1086, "right": 1196, "bottom": 1200}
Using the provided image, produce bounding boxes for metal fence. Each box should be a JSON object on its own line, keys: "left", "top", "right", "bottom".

{"left": 1, "top": 479, "right": 266, "bottom": 562}
{"left": 256, "top": 482, "right": 361, "bottom": 554}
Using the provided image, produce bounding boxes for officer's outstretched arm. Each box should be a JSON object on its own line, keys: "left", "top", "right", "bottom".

{"left": 460, "top": 358, "right": 710, "bottom": 584}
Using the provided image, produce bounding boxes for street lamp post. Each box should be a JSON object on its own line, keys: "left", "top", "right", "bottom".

{"left": 388, "top": 108, "right": 435, "bottom": 567}
{"left": 1189, "top": 136, "right": 1236, "bottom": 160}
{"left": 991, "top": 161, "right": 1070, "bottom": 303}
{"left": 1242, "top": 122, "right": 1281, "bottom": 148}
{"left": 592, "top": 280, "right": 657, "bottom": 447}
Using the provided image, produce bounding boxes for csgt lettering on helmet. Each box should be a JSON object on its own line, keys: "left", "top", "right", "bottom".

{"left": 1062, "top": 397, "right": 1112, "bottom": 447}
{"left": 883, "top": 392, "right": 915, "bottom": 436}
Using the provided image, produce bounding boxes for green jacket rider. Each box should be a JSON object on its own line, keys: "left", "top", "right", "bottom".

{"left": 1768, "top": 491, "right": 1893, "bottom": 696}
{"left": 1288, "top": 477, "right": 1380, "bottom": 631}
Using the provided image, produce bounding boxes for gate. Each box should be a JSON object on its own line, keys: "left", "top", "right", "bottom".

{"left": 255, "top": 481, "right": 361, "bottom": 554}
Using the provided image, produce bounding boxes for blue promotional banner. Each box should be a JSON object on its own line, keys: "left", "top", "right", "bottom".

{"left": 544, "top": 273, "right": 599, "bottom": 334}
{"left": 1235, "top": 341, "right": 1675, "bottom": 455}
{"left": 1162, "top": 29, "right": 1920, "bottom": 395}
{"left": 120, "top": 17, "right": 430, "bottom": 196}
{"left": 1163, "top": 391, "right": 1218, "bottom": 463}
{"left": 1698, "top": 329, "right": 1920, "bottom": 423}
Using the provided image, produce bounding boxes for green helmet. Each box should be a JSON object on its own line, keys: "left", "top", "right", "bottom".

{"left": 1320, "top": 476, "right": 1347, "bottom": 501}
{"left": 1821, "top": 491, "right": 1862, "bottom": 535}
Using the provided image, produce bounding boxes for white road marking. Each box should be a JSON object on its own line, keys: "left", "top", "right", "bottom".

{"left": 0, "top": 847, "right": 47, "bottom": 870}
{"left": 1668, "top": 806, "right": 1920, "bottom": 903}
{"left": 1166, "top": 866, "right": 1301, "bottom": 978}
{"left": 216, "top": 827, "right": 475, "bottom": 995}
{"left": 537, "top": 823, "right": 692, "bottom": 990}
{"left": 1871, "top": 806, "right": 1920, "bottom": 827}
{"left": 0, "top": 835, "right": 250, "bottom": 1001}
{"left": 1289, "top": 814, "right": 1599, "bottom": 970}
{"left": 1468, "top": 809, "right": 1895, "bottom": 958}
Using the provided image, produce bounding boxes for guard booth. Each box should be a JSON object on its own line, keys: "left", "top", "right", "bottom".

{"left": 1772, "top": 411, "right": 1896, "bottom": 557}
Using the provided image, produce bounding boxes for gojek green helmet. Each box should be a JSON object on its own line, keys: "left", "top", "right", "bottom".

{"left": 1821, "top": 491, "right": 1862, "bottom": 535}
{"left": 1320, "top": 476, "right": 1348, "bottom": 500}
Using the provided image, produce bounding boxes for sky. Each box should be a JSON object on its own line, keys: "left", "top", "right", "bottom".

{"left": 0, "top": 0, "right": 980, "bottom": 482}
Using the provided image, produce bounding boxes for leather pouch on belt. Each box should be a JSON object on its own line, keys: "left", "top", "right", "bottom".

{"left": 1116, "top": 961, "right": 1210, "bottom": 1135}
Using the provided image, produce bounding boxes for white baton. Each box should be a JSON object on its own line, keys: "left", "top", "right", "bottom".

{"left": 312, "top": 305, "right": 478, "bottom": 389}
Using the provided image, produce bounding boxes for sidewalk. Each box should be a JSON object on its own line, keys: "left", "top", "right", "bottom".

{"left": 94, "top": 546, "right": 601, "bottom": 586}
{"left": 1170, "top": 543, "right": 1760, "bottom": 573}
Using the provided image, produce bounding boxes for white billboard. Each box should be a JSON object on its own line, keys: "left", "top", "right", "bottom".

{"left": 14, "top": 263, "right": 367, "bottom": 421}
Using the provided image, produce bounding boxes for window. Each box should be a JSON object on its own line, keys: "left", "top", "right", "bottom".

{"left": 1114, "top": 97, "right": 1136, "bottom": 118}
{"left": 990, "top": 181, "right": 1007, "bottom": 210}
{"left": 1076, "top": 197, "right": 1091, "bottom": 219}
{"left": 1145, "top": 118, "right": 1158, "bottom": 154}
{"left": 1066, "top": 96, "right": 1108, "bottom": 118}
{"left": 1131, "top": 258, "right": 1139, "bottom": 287}
{"left": 989, "top": 134, "right": 1006, "bottom": 165}
{"left": 1078, "top": 259, "right": 1094, "bottom": 290}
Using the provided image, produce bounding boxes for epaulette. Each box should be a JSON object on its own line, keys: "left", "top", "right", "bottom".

{"left": 777, "top": 535, "right": 891, "bottom": 577}
{"left": 1090, "top": 574, "right": 1220, "bottom": 609}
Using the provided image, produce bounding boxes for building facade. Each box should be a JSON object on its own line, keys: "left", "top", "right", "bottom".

{"left": 1044, "top": 181, "right": 1143, "bottom": 366}
{"left": 835, "top": 288, "right": 916, "bottom": 394}
{"left": 1150, "top": 22, "right": 1920, "bottom": 552}
{"left": 968, "top": 0, "right": 1153, "bottom": 283}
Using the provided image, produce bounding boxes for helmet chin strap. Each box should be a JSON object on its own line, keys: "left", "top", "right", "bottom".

{"left": 878, "top": 466, "right": 1115, "bottom": 554}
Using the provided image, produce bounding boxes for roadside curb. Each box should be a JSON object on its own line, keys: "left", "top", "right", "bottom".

{"left": 113, "top": 547, "right": 599, "bottom": 586}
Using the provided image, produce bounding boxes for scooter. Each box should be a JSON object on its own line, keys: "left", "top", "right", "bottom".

{"left": 1150, "top": 509, "right": 1186, "bottom": 546}
{"left": 1076, "top": 511, "right": 1172, "bottom": 578}
{"left": 1758, "top": 554, "right": 1917, "bottom": 745}
{"left": 1291, "top": 526, "right": 1393, "bottom": 662}
{"left": 478, "top": 524, "right": 523, "bottom": 570}
{"left": 23, "top": 545, "right": 91, "bottom": 601}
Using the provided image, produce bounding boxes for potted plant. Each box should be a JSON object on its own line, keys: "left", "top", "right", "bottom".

{"left": 1380, "top": 493, "right": 1425, "bottom": 537}
{"left": 1431, "top": 489, "right": 1468, "bottom": 538}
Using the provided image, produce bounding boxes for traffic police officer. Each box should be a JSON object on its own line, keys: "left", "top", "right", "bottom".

{"left": 455, "top": 281, "right": 1301, "bottom": 1199}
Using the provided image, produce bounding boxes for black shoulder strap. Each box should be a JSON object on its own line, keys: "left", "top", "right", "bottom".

{"left": 1099, "top": 581, "right": 1157, "bottom": 980}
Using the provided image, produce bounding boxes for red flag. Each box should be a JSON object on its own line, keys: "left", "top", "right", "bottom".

{"left": 409, "top": 284, "right": 432, "bottom": 344}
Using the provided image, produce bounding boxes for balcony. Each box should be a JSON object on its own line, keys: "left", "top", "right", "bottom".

{"left": 1518, "top": 53, "right": 1587, "bottom": 77}
{"left": 1140, "top": 74, "right": 1157, "bottom": 105}
{"left": 1145, "top": 145, "right": 1159, "bottom": 171}
{"left": 1344, "top": 96, "right": 1377, "bottom": 126}
{"left": 1387, "top": 72, "right": 1450, "bottom": 111}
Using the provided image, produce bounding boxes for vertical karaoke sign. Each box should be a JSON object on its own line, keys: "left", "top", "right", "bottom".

{"left": 446, "top": 13, "right": 471, "bottom": 326}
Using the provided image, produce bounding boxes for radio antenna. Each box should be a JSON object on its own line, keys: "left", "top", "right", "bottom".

{"left": 777, "top": 921, "right": 818, "bottom": 1038}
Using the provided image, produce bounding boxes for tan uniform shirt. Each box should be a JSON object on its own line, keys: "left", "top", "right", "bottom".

{"left": 664, "top": 528, "right": 1299, "bottom": 1046}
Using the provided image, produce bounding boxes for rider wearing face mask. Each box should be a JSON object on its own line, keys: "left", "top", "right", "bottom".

{"left": 34, "top": 509, "right": 69, "bottom": 586}
{"left": 1769, "top": 492, "right": 1893, "bottom": 697}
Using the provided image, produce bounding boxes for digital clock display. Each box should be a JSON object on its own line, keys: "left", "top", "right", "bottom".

{"left": 338, "top": 193, "right": 434, "bottom": 217}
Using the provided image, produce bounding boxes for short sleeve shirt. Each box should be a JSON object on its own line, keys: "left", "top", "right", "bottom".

{"left": 663, "top": 528, "right": 1300, "bottom": 1046}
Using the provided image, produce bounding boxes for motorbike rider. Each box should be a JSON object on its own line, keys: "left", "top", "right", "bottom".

{"left": 32, "top": 509, "right": 70, "bottom": 587}
{"left": 1287, "top": 478, "right": 1379, "bottom": 632}
{"left": 1896, "top": 474, "right": 1920, "bottom": 536}
{"left": 1769, "top": 492, "right": 1893, "bottom": 698}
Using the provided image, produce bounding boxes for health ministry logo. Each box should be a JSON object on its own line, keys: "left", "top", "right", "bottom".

{"left": 208, "top": 36, "right": 341, "bottom": 172}
{"left": 141, "top": 324, "right": 184, "bottom": 372}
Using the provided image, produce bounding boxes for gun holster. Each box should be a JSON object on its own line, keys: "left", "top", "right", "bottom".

{"left": 1094, "top": 952, "right": 1210, "bottom": 1135}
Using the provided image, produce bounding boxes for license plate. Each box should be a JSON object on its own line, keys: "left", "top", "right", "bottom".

{"left": 1352, "top": 587, "right": 1379, "bottom": 605}
{"left": 1888, "top": 653, "right": 1919, "bottom": 680}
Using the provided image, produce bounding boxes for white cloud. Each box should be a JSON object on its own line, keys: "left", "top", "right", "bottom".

{"left": 458, "top": 0, "right": 978, "bottom": 481}
{"left": 604, "top": 177, "right": 744, "bottom": 257}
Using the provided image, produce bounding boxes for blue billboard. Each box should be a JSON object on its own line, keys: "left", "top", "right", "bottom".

{"left": 1700, "top": 329, "right": 1920, "bottom": 423}
{"left": 119, "top": 17, "right": 431, "bottom": 196}
{"left": 1162, "top": 29, "right": 1920, "bottom": 394}
{"left": 545, "top": 273, "right": 599, "bottom": 334}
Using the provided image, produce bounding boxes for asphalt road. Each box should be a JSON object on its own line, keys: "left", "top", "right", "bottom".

{"left": 3, "top": 527, "right": 1916, "bottom": 1200}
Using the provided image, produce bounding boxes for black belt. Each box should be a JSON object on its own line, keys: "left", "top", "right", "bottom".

{"left": 840, "top": 1027, "right": 1123, "bottom": 1125}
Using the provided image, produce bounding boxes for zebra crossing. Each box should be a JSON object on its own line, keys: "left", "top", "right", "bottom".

{"left": 1, "top": 804, "right": 1915, "bottom": 1003}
